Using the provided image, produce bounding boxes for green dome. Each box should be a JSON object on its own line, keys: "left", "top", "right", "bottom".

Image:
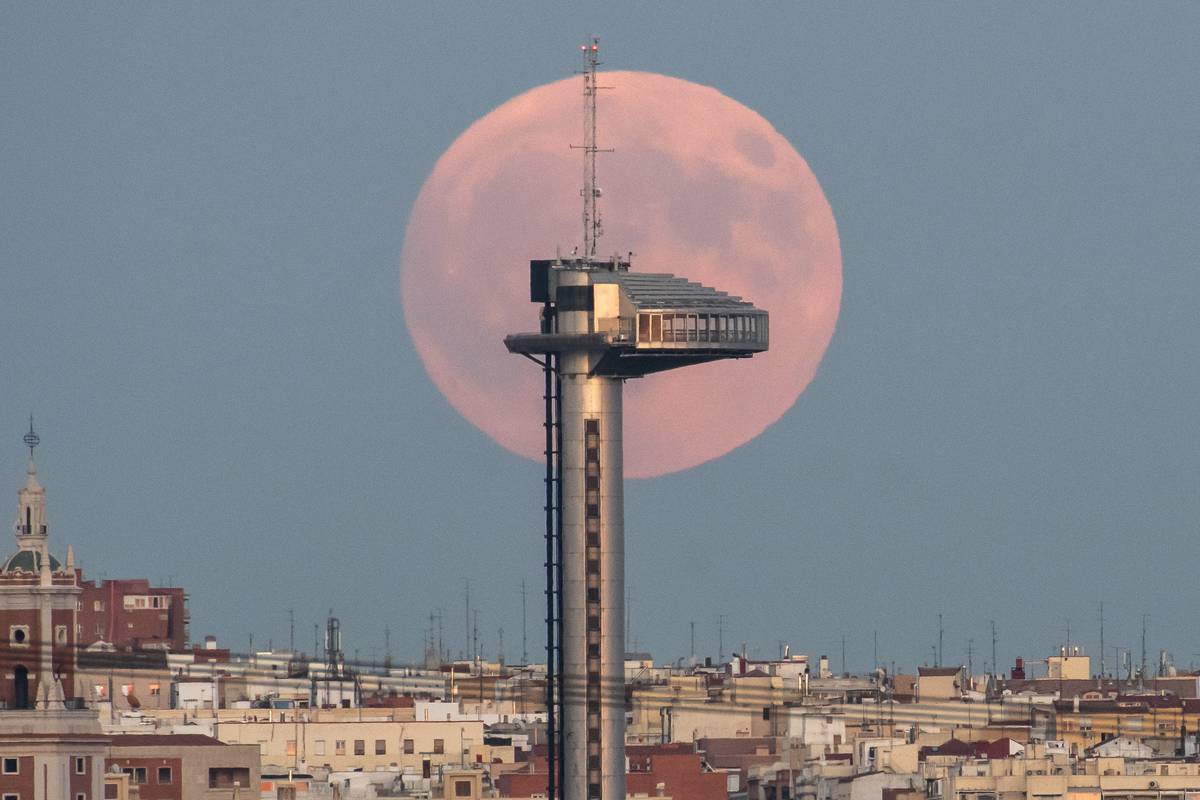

{"left": 1, "top": 550, "right": 61, "bottom": 574}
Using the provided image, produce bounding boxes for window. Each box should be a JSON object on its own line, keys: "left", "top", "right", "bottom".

{"left": 157, "top": 766, "right": 172, "bottom": 784}
{"left": 314, "top": 739, "right": 325, "bottom": 756}
{"left": 122, "top": 766, "right": 148, "bottom": 784}
{"left": 335, "top": 740, "right": 346, "bottom": 756}
{"left": 9, "top": 625, "right": 29, "bottom": 646}
{"left": 94, "top": 623, "right": 104, "bottom": 636}
{"left": 3, "top": 756, "right": 17, "bottom": 773}
{"left": 455, "top": 780, "right": 473, "bottom": 797}
{"left": 375, "top": 739, "right": 386, "bottom": 755}
{"left": 353, "top": 739, "right": 365, "bottom": 756}
{"left": 403, "top": 739, "right": 414, "bottom": 754}
{"left": 75, "top": 756, "right": 87, "bottom": 774}
{"left": 148, "top": 683, "right": 160, "bottom": 696}
{"left": 208, "top": 767, "right": 250, "bottom": 788}
{"left": 55, "top": 625, "right": 67, "bottom": 645}
{"left": 4, "top": 794, "right": 17, "bottom": 800}
{"left": 433, "top": 738, "right": 445, "bottom": 755}
{"left": 93, "top": 600, "right": 103, "bottom": 611}
{"left": 286, "top": 740, "right": 297, "bottom": 756}
{"left": 77, "top": 794, "right": 87, "bottom": 800}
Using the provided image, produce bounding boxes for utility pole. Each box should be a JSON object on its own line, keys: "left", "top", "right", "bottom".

{"left": 1099, "top": 602, "right": 1105, "bottom": 678}
{"left": 313, "top": 623, "right": 319, "bottom": 659}
{"left": 718, "top": 614, "right": 727, "bottom": 663}
{"left": 384, "top": 626, "right": 391, "bottom": 667}
{"left": 967, "top": 639, "right": 974, "bottom": 680}
{"left": 288, "top": 608, "right": 295, "bottom": 654}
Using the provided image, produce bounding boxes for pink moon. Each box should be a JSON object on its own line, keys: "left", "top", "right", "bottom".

{"left": 401, "top": 71, "right": 841, "bottom": 478}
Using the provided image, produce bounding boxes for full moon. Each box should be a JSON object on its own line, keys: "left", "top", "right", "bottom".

{"left": 401, "top": 72, "right": 841, "bottom": 478}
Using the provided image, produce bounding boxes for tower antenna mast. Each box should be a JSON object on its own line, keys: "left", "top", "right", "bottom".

{"left": 573, "top": 38, "right": 613, "bottom": 258}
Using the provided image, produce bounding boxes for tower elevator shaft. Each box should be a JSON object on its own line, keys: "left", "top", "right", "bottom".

{"left": 557, "top": 271, "right": 625, "bottom": 800}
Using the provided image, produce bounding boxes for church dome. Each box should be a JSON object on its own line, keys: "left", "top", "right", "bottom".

{"left": 0, "top": 549, "right": 61, "bottom": 574}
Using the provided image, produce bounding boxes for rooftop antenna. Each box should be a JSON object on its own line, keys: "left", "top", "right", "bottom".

{"left": 572, "top": 37, "right": 613, "bottom": 258}
{"left": 521, "top": 579, "right": 528, "bottom": 665}
{"left": 23, "top": 415, "right": 39, "bottom": 460}
{"left": 1140, "top": 613, "right": 1148, "bottom": 688}
{"left": 990, "top": 620, "right": 998, "bottom": 678}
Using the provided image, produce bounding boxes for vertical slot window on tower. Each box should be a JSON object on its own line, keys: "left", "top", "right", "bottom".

{"left": 584, "top": 416, "right": 603, "bottom": 790}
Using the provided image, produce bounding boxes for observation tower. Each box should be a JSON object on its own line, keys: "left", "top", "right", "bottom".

{"left": 505, "top": 40, "right": 769, "bottom": 800}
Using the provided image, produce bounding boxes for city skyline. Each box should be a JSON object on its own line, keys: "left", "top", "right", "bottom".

{"left": 3, "top": 4, "right": 1199, "bottom": 677}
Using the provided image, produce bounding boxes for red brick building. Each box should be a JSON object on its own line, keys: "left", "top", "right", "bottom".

{"left": 0, "top": 710, "right": 109, "bottom": 799}
{"left": 105, "top": 734, "right": 260, "bottom": 800}
{"left": 78, "top": 578, "right": 188, "bottom": 652}
{"left": 495, "top": 743, "right": 724, "bottom": 800}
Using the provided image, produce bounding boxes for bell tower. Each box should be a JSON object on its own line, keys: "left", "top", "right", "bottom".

{"left": 0, "top": 420, "right": 81, "bottom": 711}
{"left": 16, "top": 417, "right": 49, "bottom": 558}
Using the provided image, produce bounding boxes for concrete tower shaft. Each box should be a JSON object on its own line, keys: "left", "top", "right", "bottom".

{"left": 507, "top": 257, "right": 767, "bottom": 800}
{"left": 556, "top": 269, "right": 626, "bottom": 799}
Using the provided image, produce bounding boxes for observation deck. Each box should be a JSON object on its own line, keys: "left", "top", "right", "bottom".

{"left": 505, "top": 257, "right": 768, "bottom": 377}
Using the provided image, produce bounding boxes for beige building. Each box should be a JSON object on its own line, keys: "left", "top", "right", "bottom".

{"left": 441, "top": 767, "right": 485, "bottom": 799}
{"left": 1047, "top": 648, "right": 1090, "bottom": 680}
{"left": 213, "top": 715, "right": 485, "bottom": 776}
{"left": 934, "top": 755, "right": 1200, "bottom": 799}
{"left": 916, "top": 667, "right": 962, "bottom": 701}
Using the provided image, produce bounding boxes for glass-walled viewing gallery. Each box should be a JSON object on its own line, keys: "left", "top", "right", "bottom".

{"left": 636, "top": 311, "right": 767, "bottom": 345}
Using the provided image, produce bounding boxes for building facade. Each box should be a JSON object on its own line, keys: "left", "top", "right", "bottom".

{"left": 78, "top": 579, "right": 187, "bottom": 652}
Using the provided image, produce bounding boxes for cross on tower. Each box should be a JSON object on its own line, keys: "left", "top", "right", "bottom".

{"left": 23, "top": 415, "right": 39, "bottom": 460}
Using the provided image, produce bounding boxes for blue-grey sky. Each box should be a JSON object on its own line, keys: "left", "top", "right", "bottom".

{"left": 2, "top": 4, "right": 1198, "bottom": 675}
